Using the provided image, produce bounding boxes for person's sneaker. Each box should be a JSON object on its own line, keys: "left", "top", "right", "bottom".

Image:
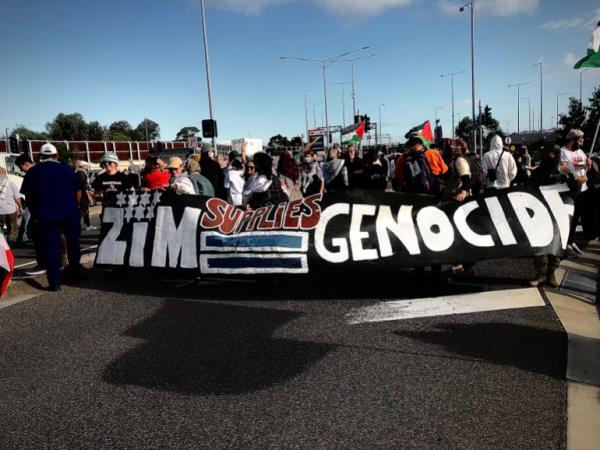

{"left": 565, "top": 245, "right": 579, "bottom": 259}
{"left": 547, "top": 273, "right": 559, "bottom": 288}
{"left": 571, "top": 243, "right": 585, "bottom": 256}
{"left": 529, "top": 275, "right": 546, "bottom": 287}
{"left": 25, "top": 265, "right": 46, "bottom": 276}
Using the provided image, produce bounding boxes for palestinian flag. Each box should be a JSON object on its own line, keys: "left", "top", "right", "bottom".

{"left": 0, "top": 235, "right": 14, "bottom": 298}
{"left": 574, "top": 21, "right": 600, "bottom": 69}
{"left": 342, "top": 121, "right": 366, "bottom": 145}
{"left": 405, "top": 120, "right": 434, "bottom": 147}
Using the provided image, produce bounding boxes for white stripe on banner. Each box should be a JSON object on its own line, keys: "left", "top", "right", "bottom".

{"left": 201, "top": 231, "right": 309, "bottom": 253}
{"left": 200, "top": 253, "right": 308, "bottom": 274}
{"left": 346, "top": 288, "right": 545, "bottom": 324}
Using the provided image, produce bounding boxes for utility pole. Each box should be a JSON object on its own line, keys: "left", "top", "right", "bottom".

{"left": 441, "top": 70, "right": 466, "bottom": 139}
{"left": 199, "top": 0, "right": 216, "bottom": 150}
{"left": 534, "top": 62, "right": 543, "bottom": 131}
{"left": 508, "top": 81, "right": 530, "bottom": 135}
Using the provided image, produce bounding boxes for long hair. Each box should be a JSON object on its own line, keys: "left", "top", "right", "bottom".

{"left": 277, "top": 151, "right": 299, "bottom": 181}
{"left": 253, "top": 152, "right": 274, "bottom": 179}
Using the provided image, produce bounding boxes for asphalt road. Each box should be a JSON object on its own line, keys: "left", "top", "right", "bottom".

{"left": 0, "top": 253, "right": 567, "bottom": 448}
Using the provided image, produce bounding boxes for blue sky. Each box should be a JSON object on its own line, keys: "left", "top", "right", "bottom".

{"left": 1, "top": 0, "right": 599, "bottom": 144}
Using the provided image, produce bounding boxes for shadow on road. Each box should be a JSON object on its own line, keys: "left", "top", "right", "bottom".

{"left": 394, "top": 322, "right": 567, "bottom": 379}
{"left": 102, "top": 300, "right": 335, "bottom": 395}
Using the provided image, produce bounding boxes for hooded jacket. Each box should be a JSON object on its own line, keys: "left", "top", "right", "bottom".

{"left": 481, "top": 135, "right": 517, "bottom": 189}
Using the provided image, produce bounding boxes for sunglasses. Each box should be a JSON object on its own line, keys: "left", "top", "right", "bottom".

{"left": 246, "top": 165, "right": 256, "bottom": 170}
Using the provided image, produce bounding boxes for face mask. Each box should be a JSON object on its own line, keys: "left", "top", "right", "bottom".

{"left": 304, "top": 156, "right": 312, "bottom": 164}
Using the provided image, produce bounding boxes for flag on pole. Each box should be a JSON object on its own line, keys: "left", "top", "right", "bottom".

{"left": 405, "top": 120, "right": 434, "bottom": 147}
{"left": 574, "top": 21, "right": 600, "bottom": 69}
{"left": 342, "top": 121, "right": 366, "bottom": 145}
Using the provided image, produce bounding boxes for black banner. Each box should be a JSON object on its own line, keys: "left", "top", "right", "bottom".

{"left": 95, "top": 186, "right": 574, "bottom": 275}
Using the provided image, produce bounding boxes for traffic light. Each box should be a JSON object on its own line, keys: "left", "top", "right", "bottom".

{"left": 202, "top": 119, "right": 218, "bottom": 139}
{"left": 354, "top": 115, "right": 363, "bottom": 125}
{"left": 364, "top": 115, "right": 372, "bottom": 131}
{"left": 8, "top": 137, "right": 19, "bottom": 154}
{"left": 483, "top": 105, "right": 493, "bottom": 124}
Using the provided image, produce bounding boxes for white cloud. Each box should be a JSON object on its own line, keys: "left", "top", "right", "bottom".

{"left": 540, "top": 8, "right": 600, "bottom": 31}
{"left": 206, "top": 0, "right": 291, "bottom": 15}
{"left": 564, "top": 52, "right": 578, "bottom": 67}
{"left": 205, "top": 0, "right": 414, "bottom": 18}
{"left": 316, "top": 0, "right": 413, "bottom": 18}
{"left": 438, "top": 0, "right": 538, "bottom": 17}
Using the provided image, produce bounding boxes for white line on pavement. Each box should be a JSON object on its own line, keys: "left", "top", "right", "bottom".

{"left": 14, "top": 245, "right": 98, "bottom": 269}
{"left": 347, "top": 288, "right": 546, "bottom": 324}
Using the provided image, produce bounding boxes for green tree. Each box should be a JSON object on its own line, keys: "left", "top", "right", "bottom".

{"left": 290, "top": 136, "right": 303, "bottom": 147}
{"left": 558, "top": 97, "right": 587, "bottom": 140}
{"left": 584, "top": 84, "right": 600, "bottom": 152}
{"left": 10, "top": 125, "right": 48, "bottom": 140}
{"left": 456, "top": 106, "right": 504, "bottom": 153}
{"left": 87, "top": 121, "right": 105, "bottom": 141}
{"left": 54, "top": 142, "right": 76, "bottom": 164}
{"left": 105, "top": 131, "right": 131, "bottom": 141}
{"left": 268, "top": 134, "right": 291, "bottom": 147}
{"left": 108, "top": 120, "right": 134, "bottom": 139}
{"left": 175, "top": 126, "right": 200, "bottom": 141}
{"left": 46, "top": 113, "right": 89, "bottom": 140}
{"left": 134, "top": 119, "right": 160, "bottom": 141}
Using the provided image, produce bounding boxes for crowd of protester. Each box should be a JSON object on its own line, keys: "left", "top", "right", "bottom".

{"left": 3, "top": 125, "right": 599, "bottom": 290}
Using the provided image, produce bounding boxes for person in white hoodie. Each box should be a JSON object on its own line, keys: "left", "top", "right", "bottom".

{"left": 481, "top": 135, "right": 517, "bottom": 191}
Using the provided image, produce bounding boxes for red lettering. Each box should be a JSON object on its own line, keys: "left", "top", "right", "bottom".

{"left": 219, "top": 205, "right": 243, "bottom": 234}
{"left": 257, "top": 205, "right": 276, "bottom": 230}
{"left": 201, "top": 198, "right": 227, "bottom": 229}
{"left": 248, "top": 207, "right": 269, "bottom": 231}
{"left": 235, "top": 210, "right": 255, "bottom": 234}
{"left": 273, "top": 204, "right": 286, "bottom": 229}
{"left": 283, "top": 199, "right": 302, "bottom": 229}
{"left": 300, "top": 193, "right": 323, "bottom": 230}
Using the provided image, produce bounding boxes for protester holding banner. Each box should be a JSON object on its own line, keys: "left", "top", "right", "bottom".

{"left": 92, "top": 153, "right": 133, "bottom": 202}
{"left": 243, "top": 152, "right": 288, "bottom": 209}
{"left": 443, "top": 138, "right": 471, "bottom": 201}
{"left": 141, "top": 156, "right": 170, "bottom": 191}
{"left": 322, "top": 146, "right": 349, "bottom": 191}
{"left": 74, "top": 160, "right": 94, "bottom": 231}
{"left": 363, "top": 150, "right": 388, "bottom": 191}
{"left": 277, "top": 150, "right": 302, "bottom": 201}
{"left": 560, "top": 129, "right": 591, "bottom": 257}
{"left": 393, "top": 134, "right": 448, "bottom": 195}
{"left": 529, "top": 145, "right": 568, "bottom": 287}
{"left": 301, "top": 148, "right": 324, "bottom": 197}
{"left": 343, "top": 145, "right": 365, "bottom": 188}
{"left": 167, "top": 157, "right": 196, "bottom": 195}
{"left": 223, "top": 151, "right": 245, "bottom": 206}
{"left": 481, "top": 135, "right": 517, "bottom": 191}
{"left": 200, "top": 149, "right": 226, "bottom": 199}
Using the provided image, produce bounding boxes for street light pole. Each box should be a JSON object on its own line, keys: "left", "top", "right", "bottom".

{"left": 460, "top": 1, "right": 477, "bottom": 156}
{"left": 521, "top": 98, "right": 531, "bottom": 132}
{"left": 534, "top": 62, "right": 543, "bottom": 132}
{"left": 330, "top": 82, "right": 352, "bottom": 128}
{"left": 199, "top": 0, "right": 216, "bottom": 150}
{"left": 556, "top": 92, "right": 569, "bottom": 128}
{"left": 378, "top": 103, "right": 385, "bottom": 148}
{"left": 279, "top": 47, "right": 371, "bottom": 149}
{"left": 312, "top": 103, "right": 322, "bottom": 129}
{"left": 339, "top": 54, "right": 375, "bottom": 121}
{"left": 441, "top": 70, "right": 466, "bottom": 139}
{"left": 304, "top": 89, "right": 316, "bottom": 143}
{"left": 580, "top": 68, "right": 588, "bottom": 104}
{"left": 508, "top": 81, "right": 530, "bottom": 135}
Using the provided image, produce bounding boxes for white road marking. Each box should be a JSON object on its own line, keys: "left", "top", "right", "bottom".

{"left": 14, "top": 245, "right": 98, "bottom": 269}
{"left": 0, "top": 294, "right": 41, "bottom": 310}
{"left": 347, "top": 288, "right": 546, "bottom": 324}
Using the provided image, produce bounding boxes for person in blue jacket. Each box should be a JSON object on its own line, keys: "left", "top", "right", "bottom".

{"left": 20, "top": 143, "right": 81, "bottom": 291}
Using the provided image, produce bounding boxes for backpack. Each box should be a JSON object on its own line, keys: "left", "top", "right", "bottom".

{"left": 464, "top": 153, "right": 485, "bottom": 194}
{"left": 402, "top": 151, "right": 438, "bottom": 194}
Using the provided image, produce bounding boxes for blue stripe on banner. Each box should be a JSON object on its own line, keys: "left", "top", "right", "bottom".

{"left": 205, "top": 234, "right": 304, "bottom": 250}
{"left": 207, "top": 256, "right": 304, "bottom": 270}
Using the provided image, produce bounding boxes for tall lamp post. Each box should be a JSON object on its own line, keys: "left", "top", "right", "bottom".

{"left": 556, "top": 92, "right": 569, "bottom": 128}
{"left": 441, "top": 70, "right": 465, "bottom": 139}
{"left": 534, "top": 62, "right": 543, "bottom": 131}
{"left": 304, "top": 89, "right": 316, "bottom": 143}
{"left": 312, "top": 103, "right": 323, "bottom": 129}
{"left": 199, "top": 0, "right": 216, "bottom": 150}
{"left": 521, "top": 98, "right": 531, "bottom": 132}
{"left": 508, "top": 81, "right": 530, "bottom": 135}
{"left": 580, "top": 68, "right": 588, "bottom": 104}
{"left": 459, "top": 1, "right": 477, "bottom": 155}
{"left": 279, "top": 47, "right": 370, "bottom": 148}
{"left": 330, "top": 82, "right": 352, "bottom": 128}
{"left": 339, "top": 54, "right": 375, "bottom": 120}
{"left": 378, "top": 103, "right": 385, "bottom": 148}
{"left": 435, "top": 106, "right": 444, "bottom": 124}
